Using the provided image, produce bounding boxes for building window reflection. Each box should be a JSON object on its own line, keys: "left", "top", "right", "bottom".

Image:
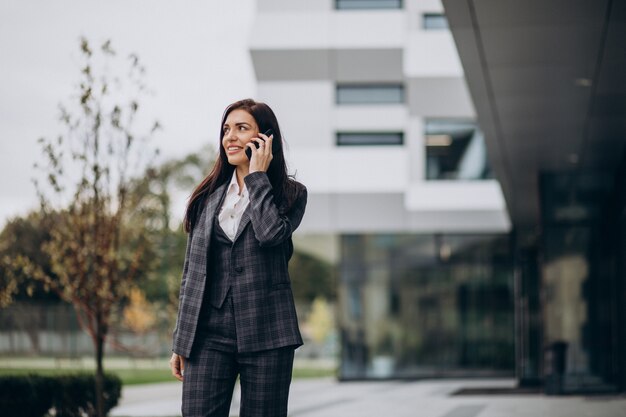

{"left": 425, "top": 119, "right": 492, "bottom": 180}
{"left": 335, "top": 0, "right": 403, "bottom": 10}
{"left": 347, "top": 284, "right": 363, "bottom": 320}
{"left": 337, "top": 132, "right": 404, "bottom": 146}
{"left": 339, "top": 233, "right": 514, "bottom": 379}
{"left": 423, "top": 13, "right": 449, "bottom": 30}
{"left": 336, "top": 84, "right": 404, "bottom": 104}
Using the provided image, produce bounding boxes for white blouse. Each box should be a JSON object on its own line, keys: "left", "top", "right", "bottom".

{"left": 218, "top": 171, "right": 250, "bottom": 241}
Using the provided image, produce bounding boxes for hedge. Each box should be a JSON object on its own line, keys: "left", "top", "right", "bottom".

{"left": 0, "top": 373, "right": 122, "bottom": 417}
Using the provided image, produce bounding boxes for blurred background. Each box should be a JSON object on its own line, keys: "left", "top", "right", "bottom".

{"left": 1, "top": 0, "right": 625, "bottom": 402}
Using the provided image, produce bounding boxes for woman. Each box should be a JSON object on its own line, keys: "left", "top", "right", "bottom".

{"left": 169, "top": 99, "right": 307, "bottom": 417}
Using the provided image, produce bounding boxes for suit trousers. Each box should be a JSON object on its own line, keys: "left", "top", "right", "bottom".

{"left": 182, "top": 295, "right": 295, "bottom": 417}
{"left": 182, "top": 342, "right": 294, "bottom": 417}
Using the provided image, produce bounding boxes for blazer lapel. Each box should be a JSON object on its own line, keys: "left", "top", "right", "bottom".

{"left": 232, "top": 205, "right": 251, "bottom": 243}
{"left": 204, "top": 183, "right": 228, "bottom": 244}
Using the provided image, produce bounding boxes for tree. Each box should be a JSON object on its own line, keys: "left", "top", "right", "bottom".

{"left": 123, "top": 287, "right": 156, "bottom": 334}
{"left": 306, "top": 296, "right": 334, "bottom": 344}
{"left": 289, "top": 250, "right": 336, "bottom": 303}
{"left": 12, "top": 38, "right": 160, "bottom": 417}
{"left": 0, "top": 211, "right": 63, "bottom": 354}
{"left": 0, "top": 211, "right": 60, "bottom": 307}
{"left": 0, "top": 145, "right": 217, "bottom": 358}
{"left": 119, "top": 145, "right": 216, "bottom": 349}
{"left": 128, "top": 144, "right": 215, "bottom": 302}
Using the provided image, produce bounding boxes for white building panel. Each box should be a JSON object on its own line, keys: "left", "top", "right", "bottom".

{"left": 331, "top": 12, "right": 406, "bottom": 49}
{"left": 334, "top": 105, "right": 407, "bottom": 131}
{"left": 249, "top": 13, "right": 332, "bottom": 50}
{"left": 257, "top": 80, "right": 334, "bottom": 147}
{"left": 405, "top": 32, "right": 463, "bottom": 77}
{"left": 298, "top": 191, "right": 510, "bottom": 234}
{"left": 258, "top": 0, "right": 332, "bottom": 12}
{"left": 250, "top": 11, "right": 405, "bottom": 51}
{"left": 405, "top": 180, "right": 507, "bottom": 211}
{"left": 290, "top": 147, "right": 408, "bottom": 194}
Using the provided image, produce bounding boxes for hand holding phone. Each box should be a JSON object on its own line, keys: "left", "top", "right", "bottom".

{"left": 246, "top": 129, "right": 275, "bottom": 160}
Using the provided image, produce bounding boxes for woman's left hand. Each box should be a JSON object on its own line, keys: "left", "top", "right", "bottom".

{"left": 248, "top": 131, "right": 273, "bottom": 173}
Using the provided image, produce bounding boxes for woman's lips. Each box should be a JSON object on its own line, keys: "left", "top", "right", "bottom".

{"left": 227, "top": 146, "right": 243, "bottom": 154}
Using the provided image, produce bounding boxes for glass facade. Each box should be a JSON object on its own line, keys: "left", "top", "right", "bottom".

{"left": 338, "top": 233, "right": 514, "bottom": 379}
{"left": 336, "top": 84, "right": 404, "bottom": 105}
{"left": 425, "top": 119, "right": 492, "bottom": 180}
{"left": 538, "top": 172, "right": 621, "bottom": 393}
{"left": 618, "top": 191, "right": 626, "bottom": 392}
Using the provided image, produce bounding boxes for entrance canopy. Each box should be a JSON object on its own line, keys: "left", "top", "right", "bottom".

{"left": 442, "top": 0, "right": 626, "bottom": 231}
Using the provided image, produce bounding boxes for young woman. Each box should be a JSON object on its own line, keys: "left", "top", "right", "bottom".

{"left": 169, "top": 99, "right": 307, "bottom": 417}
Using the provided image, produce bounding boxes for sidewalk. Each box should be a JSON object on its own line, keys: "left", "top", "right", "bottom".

{"left": 111, "top": 378, "right": 626, "bottom": 417}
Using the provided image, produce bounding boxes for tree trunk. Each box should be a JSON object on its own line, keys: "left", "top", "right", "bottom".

{"left": 95, "top": 316, "right": 105, "bottom": 417}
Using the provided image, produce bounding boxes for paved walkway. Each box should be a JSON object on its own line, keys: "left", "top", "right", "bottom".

{"left": 111, "top": 378, "right": 626, "bottom": 417}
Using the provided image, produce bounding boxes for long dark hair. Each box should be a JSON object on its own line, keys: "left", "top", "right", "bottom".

{"left": 184, "top": 99, "right": 299, "bottom": 233}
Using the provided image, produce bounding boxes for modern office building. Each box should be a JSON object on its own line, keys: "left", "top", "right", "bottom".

{"left": 250, "top": 0, "right": 624, "bottom": 393}
{"left": 250, "top": 0, "right": 514, "bottom": 381}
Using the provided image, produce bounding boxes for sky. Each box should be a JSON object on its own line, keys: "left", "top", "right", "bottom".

{"left": 0, "top": 0, "right": 256, "bottom": 227}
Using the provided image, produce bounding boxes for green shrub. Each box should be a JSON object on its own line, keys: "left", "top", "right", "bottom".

{"left": 0, "top": 373, "right": 122, "bottom": 417}
{"left": 0, "top": 374, "right": 54, "bottom": 417}
{"left": 53, "top": 373, "right": 122, "bottom": 417}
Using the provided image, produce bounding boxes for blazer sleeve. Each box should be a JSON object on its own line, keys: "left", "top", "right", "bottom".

{"left": 244, "top": 171, "right": 307, "bottom": 247}
{"left": 172, "top": 229, "right": 193, "bottom": 339}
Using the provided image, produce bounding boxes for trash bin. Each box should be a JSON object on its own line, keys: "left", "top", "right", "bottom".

{"left": 544, "top": 341, "right": 568, "bottom": 395}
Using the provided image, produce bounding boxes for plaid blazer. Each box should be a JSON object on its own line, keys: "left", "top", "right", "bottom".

{"left": 172, "top": 172, "right": 307, "bottom": 358}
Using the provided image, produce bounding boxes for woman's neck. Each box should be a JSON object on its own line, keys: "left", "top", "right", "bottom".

{"left": 235, "top": 165, "right": 249, "bottom": 193}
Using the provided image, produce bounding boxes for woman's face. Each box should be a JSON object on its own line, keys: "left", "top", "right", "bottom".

{"left": 222, "top": 109, "right": 259, "bottom": 167}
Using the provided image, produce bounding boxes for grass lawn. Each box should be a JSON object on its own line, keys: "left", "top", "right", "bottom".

{"left": 0, "top": 367, "right": 174, "bottom": 385}
{"left": 0, "top": 357, "right": 336, "bottom": 385}
{"left": 292, "top": 366, "right": 336, "bottom": 379}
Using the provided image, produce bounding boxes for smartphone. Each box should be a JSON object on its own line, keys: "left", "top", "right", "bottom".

{"left": 246, "top": 128, "right": 275, "bottom": 160}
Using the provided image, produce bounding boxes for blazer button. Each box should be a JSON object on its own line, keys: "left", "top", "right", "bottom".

{"left": 235, "top": 266, "right": 243, "bottom": 273}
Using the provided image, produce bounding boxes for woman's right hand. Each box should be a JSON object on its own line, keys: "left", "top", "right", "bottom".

{"left": 170, "top": 353, "right": 185, "bottom": 381}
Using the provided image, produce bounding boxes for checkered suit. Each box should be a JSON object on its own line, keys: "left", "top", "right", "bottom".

{"left": 172, "top": 172, "right": 307, "bottom": 358}
{"left": 182, "top": 341, "right": 294, "bottom": 417}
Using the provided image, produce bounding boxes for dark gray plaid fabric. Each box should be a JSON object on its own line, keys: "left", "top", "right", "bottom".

{"left": 207, "top": 218, "right": 235, "bottom": 310}
{"left": 196, "top": 293, "right": 238, "bottom": 353}
{"left": 182, "top": 343, "right": 294, "bottom": 417}
{"left": 173, "top": 172, "right": 307, "bottom": 357}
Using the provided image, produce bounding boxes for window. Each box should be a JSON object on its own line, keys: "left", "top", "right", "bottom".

{"left": 337, "top": 132, "right": 403, "bottom": 146}
{"left": 336, "top": 0, "right": 402, "bottom": 10}
{"left": 425, "top": 120, "right": 492, "bottom": 180}
{"left": 423, "top": 13, "right": 449, "bottom": 30}
{"left": 336, "top": 84, "right": 404, "bottom": 105}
